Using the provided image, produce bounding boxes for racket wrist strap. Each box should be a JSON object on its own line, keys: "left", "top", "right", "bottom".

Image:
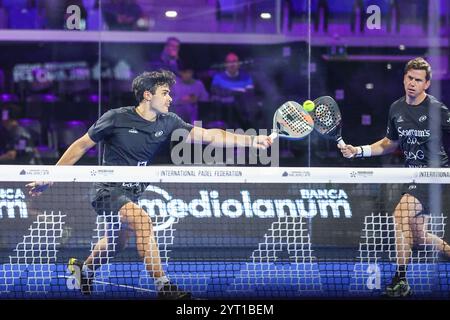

{"left": 356, "top": 145, "right": 372, "bottom": 157}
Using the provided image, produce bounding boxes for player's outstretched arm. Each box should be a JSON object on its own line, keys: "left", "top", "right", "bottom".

{"left": 187, "top": 127, "right": 272, "bottom": 150}
{"left": 26, "top": 133, "right": 97, "bottom": 196}
{"left": 337, "top": 137, "right": 399, "bottom": 159}
{"left": 55, "top": 133, "right": 97, "bottom": 166}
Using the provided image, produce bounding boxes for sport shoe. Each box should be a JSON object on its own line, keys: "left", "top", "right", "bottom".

{"left": 385, "top": 277, "right": 412, "bottom": 298}
{"left": 68, "top": 258, "right": 93, "bottom": 295}
{"left": 158, "top": 283, "right": 191, "bottom": 300}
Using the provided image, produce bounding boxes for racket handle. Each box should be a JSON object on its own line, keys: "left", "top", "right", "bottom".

{"left": 269, "top": 132, "right": 278, "bottom": 141}
{"left": 337, "top": 137, "right": 346, "bottom": 147}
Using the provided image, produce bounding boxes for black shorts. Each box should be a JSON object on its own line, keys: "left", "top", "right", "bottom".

{"left": 90, "top": 182, "right": 144, "bottom": 215}
{"left": 401, "top": 183, "right": 430, "bottom": 216}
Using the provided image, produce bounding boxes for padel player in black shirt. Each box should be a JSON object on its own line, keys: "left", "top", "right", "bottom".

{"left": 27, "top": 70, "right": 272, "bottom": 299}
{"left": 339, "top": 57, "right": 450, "bottom": 298}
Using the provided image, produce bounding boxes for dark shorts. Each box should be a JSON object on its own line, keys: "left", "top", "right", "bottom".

{"left": 401, "top": 183, "right": 430, "bottom": 216}
{"left": 90, "top": 182, "right": 145, "bottom": 216}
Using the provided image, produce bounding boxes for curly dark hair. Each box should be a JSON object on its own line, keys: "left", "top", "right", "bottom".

{"left": 132, "top": 70, "right": 176, "bottom": 103}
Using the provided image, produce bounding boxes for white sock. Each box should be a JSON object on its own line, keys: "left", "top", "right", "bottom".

{"left": 82, "top": 264, "right": 94, "bottom": 278}
{"left": 155, "top": 276, "right": 170, "bottom": 291}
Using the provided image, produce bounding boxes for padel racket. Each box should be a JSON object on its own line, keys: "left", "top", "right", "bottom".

{"left": 269, "top": 101, "right": 314, "bottom": 141}
{"left": 310, "top": 96, "right": 346, "bottom": 146}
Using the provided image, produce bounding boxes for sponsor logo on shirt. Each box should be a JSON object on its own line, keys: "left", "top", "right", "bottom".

{"left": 419, "top": 115, "right": 427, "bottom": 122}
{"left": 397, "top": 127, "right": 430, "bottom": 138}
{"left": 397, "top": 116, "right": 404, "bottom": 123}
{"left": 128, "top": 128, "right": 138, "bottom": 134}
{"left": 404, "top": 150, "right": 425, "bottom": 161}
{"left": 155, "top": 130, "right": 164, "bottom": 137}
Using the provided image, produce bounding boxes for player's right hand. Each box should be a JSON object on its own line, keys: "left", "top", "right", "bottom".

{"left": 253, "top": 135, "right": 272, "bottom": 150}
{"left": 26, "top": 181, "right": 54, "bottom": 197}
{"left": 337, "top": 143, "right": 358, "bottom": 159}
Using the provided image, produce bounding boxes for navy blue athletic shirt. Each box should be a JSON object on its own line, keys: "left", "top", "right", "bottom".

{"left": 88, "top": 106, "right": 193, "bottom": 166}
{"left": 386, "top": 95, "right": 450, "bottom": 168}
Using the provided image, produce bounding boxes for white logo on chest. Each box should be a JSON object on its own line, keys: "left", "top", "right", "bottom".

{"left": 128, "top": 128, "right": 138, "bottom": 134}
{"left": 419, "top": 115, "right": 427, "bottom": 122}
{"left": 155, "top": 130, "right": 164, "bottom": 137}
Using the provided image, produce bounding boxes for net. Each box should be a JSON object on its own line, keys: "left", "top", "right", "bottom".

{"left": 0, "top": 165, "right": 449, "bottom": 299}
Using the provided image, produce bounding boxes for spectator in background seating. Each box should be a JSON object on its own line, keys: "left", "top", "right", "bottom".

{"left": 171, "top": 65, "right": 209, "bottom": 124}
{"left": 211, "top": 52, "right": 255, "bottom": 128}
{"left": 148, "top": 37, "right": 184, "bottom": 77}
{"left": 211, "top": 52, "right": 254, "bottom": 98}
{"left": 84, "top": 0, "right": 104, "bottom": 30}
{"left": 3, "top": 0, "right": 43, "bottom": 29}
{"left": 0, "top": 108, "right": 37, "bottom": 164}
{"left": 102, "top": 0, "right": 142, "bottom": 30}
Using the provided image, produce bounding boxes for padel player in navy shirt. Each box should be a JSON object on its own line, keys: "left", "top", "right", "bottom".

{"left": 27, "top": 70, "right": 272, "bottom": 299}
{"left": 339, "top": 57, "right": 450, "bottom": 298}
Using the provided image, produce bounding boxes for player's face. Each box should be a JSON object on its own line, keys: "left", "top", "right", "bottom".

{"left": 149, "top": 84, "right": 172, "bottom": 114}
{"left": 403, "top": 69, "right": 430, "bottom": 99}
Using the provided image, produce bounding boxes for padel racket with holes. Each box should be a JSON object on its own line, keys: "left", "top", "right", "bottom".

{"left": 269, "top": 101, "right": 314, "bottom": 141}
{"left": 310, "top": 96, "right": 346, "bottom": 146}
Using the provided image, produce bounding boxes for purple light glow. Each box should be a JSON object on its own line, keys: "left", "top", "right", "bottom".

{"left": 43, "top": 94, "right": 58, "bottom": 103}
{"left": 0, "top": 93, "right": 18, "bottom": 102}
{"left": 36, "top": 145, "right": 52, "bottom": 152}
{"left": 88, "top": 95, "right": 108, "bottom": 103}
{"left": 18, "top": 118, "right": 35, "bottom": 124}
{"left": 89, "top": 94, "right": 99, "bottom": 103}
{"left": 66, "top": 120, "right": 84, "bottom": 127}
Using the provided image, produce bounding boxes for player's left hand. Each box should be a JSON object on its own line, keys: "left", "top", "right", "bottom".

{"left": 253, "top": 135, "right": 272, "bottom": 150}
{"left": 26, "top": 181, "right": 54, "bottom": 197}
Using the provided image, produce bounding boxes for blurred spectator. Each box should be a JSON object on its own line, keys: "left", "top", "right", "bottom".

{"left": 387, "top": 0, "right": 400, "bottom": 33}
{"left": 350, "top": 0, "right": 364, "bottom": 33}
{"left": 148, "top": 37, "right": 183, "bottom": 76}
{"left": 171, "top": 65, "right": 209, "bottom": 124}
{"left": 3, "top": 0, "right": 43, "bottom": 29}
{"left": 211, "top": 52, "right": 254, "bottom": 97}
{"left": 313, "top": 0, "right": 329, "bottom": 33}
{"left": 0, "top": 108, "right": 37, "bottom": 164}
{"left": 84, "top": 0, "right": 105, "bottom": 30}
{"left": 211, "top": 52, "right": 255, "bottom": 128}
{"left": 102, "top": 0, "right": 142, "bottom": 30}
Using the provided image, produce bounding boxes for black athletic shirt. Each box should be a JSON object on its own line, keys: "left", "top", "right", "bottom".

{"left": 88, "top": 106, "right": 193, "bottom": 166}
{"left": 386, "top": 95, "right": 450, "bottom": 168}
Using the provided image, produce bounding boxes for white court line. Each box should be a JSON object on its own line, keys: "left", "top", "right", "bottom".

{"left": 56, "top": 275, "right": 156, "bottom": 293}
